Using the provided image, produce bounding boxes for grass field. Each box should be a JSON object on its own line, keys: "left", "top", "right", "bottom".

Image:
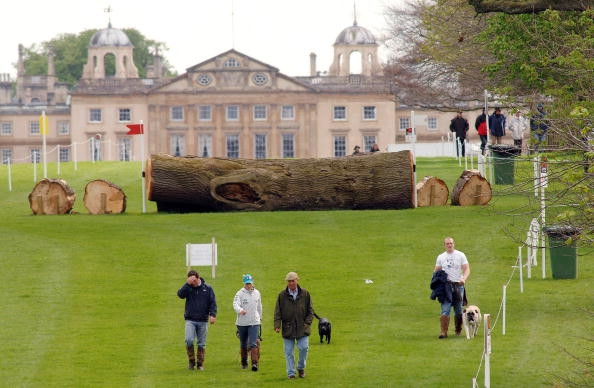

{"left": 0, "top": 156, "right": 592, "bottom": 387}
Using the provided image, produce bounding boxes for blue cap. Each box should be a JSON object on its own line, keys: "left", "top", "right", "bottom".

{"left": 243, "top": 274, "right": 253, "bottom": 284}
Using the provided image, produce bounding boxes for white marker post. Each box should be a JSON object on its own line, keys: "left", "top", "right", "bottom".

{"left": 502, "top": 285, "right": 507, "bottom": 335}
{"left": 140, "top": 121, "right": 147, "bottom": 213}
{"left": 40, "top": 111, "right": 48, "bottom": 179}
{"left": 518, "top": 246, "right": 523, "bottom": 293}
{"left": 484, "top": 313, "right": 491, "bottom": 388}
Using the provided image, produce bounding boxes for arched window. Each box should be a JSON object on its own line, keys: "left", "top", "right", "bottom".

{"left": 349, "top": 51, "right": 362, "bottom": 74}
{"left": 104, "top": 53, "right": 116, "bottom": 77}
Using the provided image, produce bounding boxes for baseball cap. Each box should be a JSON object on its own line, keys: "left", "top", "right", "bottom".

{"left": 243, "top": 274, "right": 253, "bottom": 284}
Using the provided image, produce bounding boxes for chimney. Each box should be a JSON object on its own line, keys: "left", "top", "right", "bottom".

{"left": 310, "top": 52, "right": 317, "bottom": 77}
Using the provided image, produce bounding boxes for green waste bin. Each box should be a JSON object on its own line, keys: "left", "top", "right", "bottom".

{"left": 543, "top": 225, "right": 581, "bottom": 279}
{"left": 489, "top": 145, "right": 521, "bottom": 184}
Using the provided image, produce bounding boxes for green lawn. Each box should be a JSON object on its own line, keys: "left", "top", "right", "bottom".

{"left": 0, "top": 157, "right": 591, "bottom": 387}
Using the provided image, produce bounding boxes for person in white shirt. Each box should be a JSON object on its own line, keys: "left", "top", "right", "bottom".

{"left": 507, "top": 111, "right": 528, "bottom": 149}
{"left": 434, "top": 237, "right": 470, "bottom": 339}
{"left": 233, "top": 274, "right": 263, "bottom": 371}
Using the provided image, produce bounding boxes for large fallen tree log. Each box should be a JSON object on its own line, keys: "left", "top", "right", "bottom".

{"left": 83, "top": 179, "right": 127, "bottom": 214}
{"left": 146, "top": 152, "right": 415, "bottom": 212}
{"left": 28, "top": 178, "right": 76, "bottom": 215}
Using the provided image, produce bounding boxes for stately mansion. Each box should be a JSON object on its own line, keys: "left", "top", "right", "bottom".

{"left": 0, "top": 18, "right": 470, "bottom": 164}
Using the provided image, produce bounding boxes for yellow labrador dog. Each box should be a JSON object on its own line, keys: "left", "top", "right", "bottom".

{"left": 462, "top": 305, "right": 481, "bottom": 339}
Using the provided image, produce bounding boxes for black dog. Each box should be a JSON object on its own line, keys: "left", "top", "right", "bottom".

{"left": 313, "top": 313, "right": 331, "bottom": 344}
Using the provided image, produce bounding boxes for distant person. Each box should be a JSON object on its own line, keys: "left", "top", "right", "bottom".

{"left": 530, "top": 103, "right": 549, "bottom": 152}
{"left": 508, "top": 110, "right": 528, "bottom": 149}
{"left": 370, "top": 143, "right": 380, "bottom": 153}
{"left": 432, "top": 237, "right": 470, "bottom": 339}
{"left": 450, "top": 110, "right": 469, "bottom": 157}
{"left": 489, "top": 108, "right": 506, "bottom": 144}
{"left": 233, "top": 274, "right": 262, "bottom": 371}
{"left": 274, "top": 272, "right": 314, "bottom": 379}
{"left": 177, "top": 270, "right": 217, "bottom": 370}
{"left": 352, "top": 145, "right": 363, "bottom": 155}
{"left": 474, "top": 109, "right": 488, "bottom": 155}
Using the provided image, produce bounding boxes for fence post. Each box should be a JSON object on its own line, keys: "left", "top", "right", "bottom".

{"left": 484, "top": 313, "right": 491, "bottom": 388}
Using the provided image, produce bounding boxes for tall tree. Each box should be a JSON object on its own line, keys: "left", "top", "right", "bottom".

{"left": 384, "top": 1, "right": 593, "bottom": 244}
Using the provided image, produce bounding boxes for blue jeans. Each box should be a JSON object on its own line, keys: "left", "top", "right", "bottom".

{"left": 440, "top": 284, "right": 465, "bottom": 316}
{"left": 185, "top": 320, "right": 208, "bottom": 348}
{"left": 283, "top": 336, "right": 309, "bottom": 377}
{"left": 237, "top": 325, "right": 260, "bottom": 349}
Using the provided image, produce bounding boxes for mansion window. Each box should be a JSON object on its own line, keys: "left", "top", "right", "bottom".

{"left": 363, "top": 135, "right": 377, "bottom": 152}
{"left": 90, "top": 108, "right": 102, "bottom": 123}
{"left": 282, "top": 133, "right": 295, "bottom": 158}
{"left": 333, "top": 135, "right": 346, "bottom": 157}
{"left": 90, "top": 138, "right": 102, "bottom": 161}
{"left": 428, "top": 117, "right": 438, "bottom": 130}
{"left": 226, "top": 105, "right": 240, "bottom": 121}
{"left": 57, "top": 121, "right": 70, "bottom": 135}
{"left": 1, "top": 121, "right": 12, "bottom": 136}
{"left": 253, "top": 105, "right": 267, "bottom": 120}
{"left": 59, "top": 147, "right": 70, "bottom": 163}
{"left": 119, "top": 108, "right": 131, "bottom": 122}
{"left": 1, "top": 148, "right": 12, "bottom": 164}
{"left": 198, "top": 134, "right": 212, "bottom": 157}
{"left": 29, "top": 121, "right": 40, "bottom": 135}
{"left": 198, "top": 105, "right": 212, "bottom": 121}
{"left": 333, "top": 106, "right": 347, "bottom": 121}
{"left": 281, "top": 105, "right": 295, "bottom": 120}
{"left": 171, "top": 106, "right": 184, "bottom": 121}
{"left": 254, "top": 134, "right": 267, "bottom": 159}
{"left": 118, "top": 137, "right": 131, "bottom": 161}
{"left": 224, "top": 58, "right": 240, "bottom": 67}
{"left": 363, "top": 106, "right": 377, "bottom": 120}
{"left": 399, "top": 117, "right": 410, "bottom": 131}
{"left": 30, "top": 148, "right": 41, "bottom": 163}
{"left": 170, "top": 134, "right": 185, "bottom": 157}
{"left": 226, "top": 134, "right": 240, "bottom": 158}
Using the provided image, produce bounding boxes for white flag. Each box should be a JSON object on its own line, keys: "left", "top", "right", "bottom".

{"left": 413, "top": 114, "right": 428, "bottom": 126}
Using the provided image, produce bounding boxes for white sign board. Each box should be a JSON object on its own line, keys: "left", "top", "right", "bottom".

{"left": 186, "top": 238, "right": 217, "bottom": 278}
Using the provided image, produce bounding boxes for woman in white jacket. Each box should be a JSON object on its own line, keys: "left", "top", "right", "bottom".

{"left": 233, "top": 274, "right": 262, "bottom": 371}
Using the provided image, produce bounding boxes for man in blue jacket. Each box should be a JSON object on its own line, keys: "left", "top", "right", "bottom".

{"left": 489, "top": 107, "right": 507, "bottom": 144}
{"left": 178, "top": 270, "right": 217, "bottom": 370}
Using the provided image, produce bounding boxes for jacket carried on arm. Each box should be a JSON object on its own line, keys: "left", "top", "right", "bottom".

{"left": 274, "top": 285, "right": 314, "bottom": 339}
{"left": 178, "top": 277, "right": 217, "bottom": 322}
{"left": 430, "top": 270, "right": 451, "bottom": 304}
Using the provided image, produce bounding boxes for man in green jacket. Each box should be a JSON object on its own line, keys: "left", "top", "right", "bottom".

{"left": 274, "top": 272, "right": 314, "bottom": 379}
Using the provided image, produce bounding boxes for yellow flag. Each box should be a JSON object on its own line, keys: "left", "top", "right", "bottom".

{"left": 39, "top": 115, "right": 49, "bottom": 135}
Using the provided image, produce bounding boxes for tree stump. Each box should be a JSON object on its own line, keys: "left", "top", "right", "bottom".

{"left": 416, "top": 176, "right": 449, "bottom": 206}
{"left": 146, "top": 152, "right": 415, "bottom": 212}
{"left": 451, "top": 170, "right": 492, "bottom": 206}
{"left": 28, "top": 178, "right": 76, "bottom": 215}
{"left": 83, "top": 179, "right": 127, "bottom": 214}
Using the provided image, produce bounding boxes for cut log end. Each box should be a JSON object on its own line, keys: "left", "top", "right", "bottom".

{"left": 416, "top": 176, "right": 449, "bottom": 206}
{"left": 83, "top": 179, "right": 127, "bottom": 214}
{"left": 451, "top": 170, "right": 492, "bottom": 206}
{"left": 28, "top": 178, "right": 76, "bottom": 215}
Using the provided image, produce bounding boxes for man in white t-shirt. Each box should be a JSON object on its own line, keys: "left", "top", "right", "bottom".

{"left": 434, "top": 237, "right": 470, "bottom": 339}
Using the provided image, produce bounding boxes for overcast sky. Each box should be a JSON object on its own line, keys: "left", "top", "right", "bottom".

{"left": 0, "top": 0, "right": 401, "bottom": 79}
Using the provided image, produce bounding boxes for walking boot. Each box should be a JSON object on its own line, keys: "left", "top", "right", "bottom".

{"left": 439, "top": 315, "right": 450, "bottom": 339}
{"left": 250, "top": 346, "right": 260, "bottom": 371}
{"left": 197, "top": 347, "right": 205, "bottom": 370}
{"left": 240, "top": 348, "right": 248, "bottom": 369}
{"left": 454, "top": 314, "right": 463, "bottom": 336}
{"left": 186, "top": 345, "right": 196, "bottom": 370}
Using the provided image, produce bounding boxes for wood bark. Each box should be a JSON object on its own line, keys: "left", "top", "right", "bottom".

{"left": 416, "top": 176, "right": 449, "bottom": 207}
{"left": 83, "top": 179, "right": 127, "bottom": 214}
{"left": 451, "top": 170, "right": 492, "bottom": 206}
{"left": 28, "top": 178, "right": 76, "bottom": 215}
{"left": 468, "top": 0, "right": 591, "bottom": 14}
{"left": 146, "top": 152, "right": 415, "bottom": 212}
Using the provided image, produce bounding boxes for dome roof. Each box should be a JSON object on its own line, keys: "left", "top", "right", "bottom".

{"left": 89, "top": 24, "right": 133, "bottom": 47}
{"left": 335, "top": 22, "right": 376, "bottom": 45}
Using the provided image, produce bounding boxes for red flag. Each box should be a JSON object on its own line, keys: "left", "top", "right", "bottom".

{"left": 126, "top": 123, "right": 144, "bottom": 135}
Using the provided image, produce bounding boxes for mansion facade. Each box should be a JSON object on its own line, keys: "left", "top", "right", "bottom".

{"left": 0, "top": 19, "right": 480, "bottom": 165}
